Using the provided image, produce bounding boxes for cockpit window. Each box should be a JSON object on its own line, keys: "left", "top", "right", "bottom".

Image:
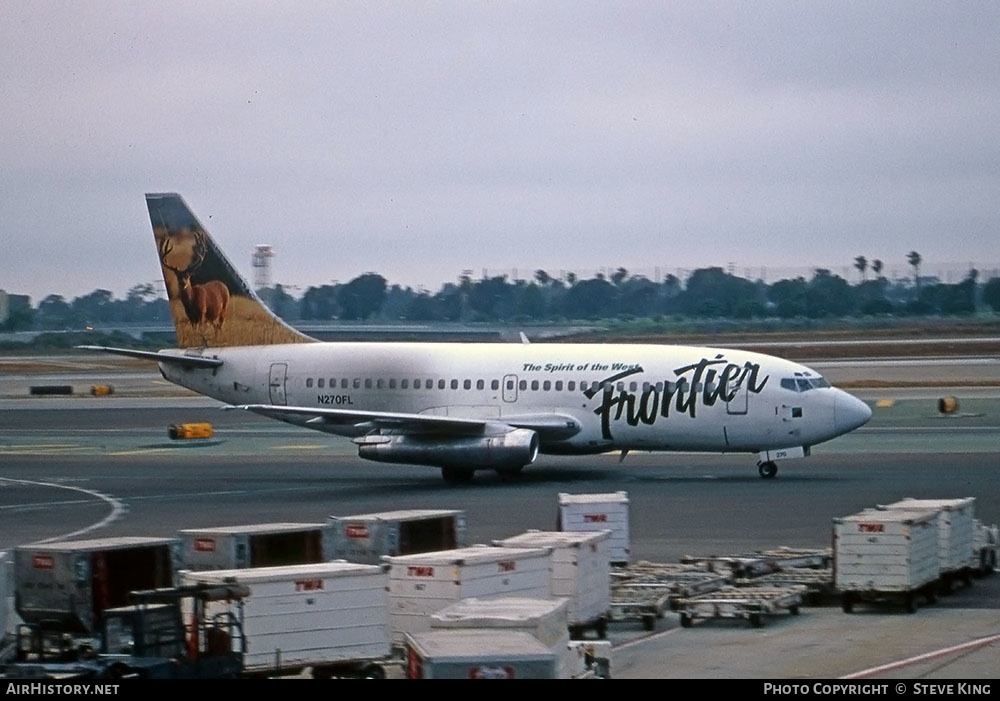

{"left": 781, "top": 376, "right": 831, "bottom": 392}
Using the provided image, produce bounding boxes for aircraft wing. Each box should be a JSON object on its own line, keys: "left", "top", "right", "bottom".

{"left": 229, "top": 403, "right": 489, "bottom": 434}
{"left": 228, "top": 404, "right": 580, "bottom": 439}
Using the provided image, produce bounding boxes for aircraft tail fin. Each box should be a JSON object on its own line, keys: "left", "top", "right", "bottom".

{"left": 146, "top": 193, "right": 314, "bottom": 348}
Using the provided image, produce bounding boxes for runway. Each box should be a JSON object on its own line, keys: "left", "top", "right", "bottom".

{"left": 1, "top": 358, "right": 999, "bottom": 679}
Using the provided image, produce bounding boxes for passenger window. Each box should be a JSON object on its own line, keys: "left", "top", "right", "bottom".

{"left": 377, "top": 379, "right": 384, "bottom": 389}
{"left": 389, "top": 379, "right": 397, "bottom": 389}
{"left": 451, "top": 379, "right": 459, "bottom": 390}
{"left": 629, "top": 382, "right": 637, "bottom": 392}
{"left": 401, "top": 379, "right": 408, "bottom": 389}
{"left": 555, "top": 381, "right": 563, "bottom": 391}
{"left": 519, "top": 380, "right": 527, "bottom": 391}
{"left": 477, "top": 379, "right": 485, "bottom": 390}
{"left": 353, "top": 378, "right": 361, "bottom": 389}
{"left": 365, "top": 379, "right": 373, "bottom": 389}
{"left": 463, "top": 379, "right": 471, "bottom": 390}
{"left": 317, "top": 378, "right": 324, "bottom": 388}
{"left": 567, "top": 381, "right": 575, "bottom": 391}
{"left": 438, "top": 379, "right": 446, "bottom": 390}
{"left": 531, "top": 380, "right": 539, "bottom": 391}
{"left": 306, "top": 378, "right": 313, "bottom": 388}
{"left": 506, "top": 380, "right": 514, "bottom": 390}
{"left": 341, "top": 379, "right": 348, "bottom": 389}
{"left": 543, "top": 381, "right": 551, "bottom": 391}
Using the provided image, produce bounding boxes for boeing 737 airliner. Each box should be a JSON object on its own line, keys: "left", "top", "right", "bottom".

{"left": 82, "top": 193, "right": 872, "bottom": 483}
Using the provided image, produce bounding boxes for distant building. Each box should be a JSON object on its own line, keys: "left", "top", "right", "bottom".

{"left": 0, "top": 290, "right": 32, "bottom": 325}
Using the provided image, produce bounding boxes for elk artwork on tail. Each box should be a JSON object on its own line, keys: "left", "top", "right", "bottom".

{"left": 158, "top": 230, "right": 230, "bottom": 332}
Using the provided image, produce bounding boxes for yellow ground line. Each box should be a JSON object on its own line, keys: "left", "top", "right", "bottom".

{"left": 273, "top": 444, "right": 326, "bottom": 450}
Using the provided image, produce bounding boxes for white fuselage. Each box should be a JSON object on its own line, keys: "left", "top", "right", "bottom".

{"left": 159, "top": 342, "right": 868, "bottom": 457}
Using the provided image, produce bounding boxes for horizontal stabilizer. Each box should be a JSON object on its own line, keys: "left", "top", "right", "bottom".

{"left": 76, "top": 345, "right": 223, "bottom": 368}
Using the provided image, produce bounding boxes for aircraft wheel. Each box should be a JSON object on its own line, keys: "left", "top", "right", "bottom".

{"left": 441, "top": 467, "right": 474, "bottom": 485}
{"left": 758, "top": 461, "right": 778, "bottom": 479}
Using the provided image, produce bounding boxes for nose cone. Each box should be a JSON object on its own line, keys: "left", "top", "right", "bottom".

{"left": 834, "top": 391, "right": 872, "bottom": 435}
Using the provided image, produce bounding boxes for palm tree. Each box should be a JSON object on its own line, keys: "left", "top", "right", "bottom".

{"left": 854, "top": 256, "right": 868, "bottom": 282}
{"left": 871, "top": 259, "right": 884, "bottom": 278}
{"left": 907, "top": 251, "right": 922, "bottom": 288}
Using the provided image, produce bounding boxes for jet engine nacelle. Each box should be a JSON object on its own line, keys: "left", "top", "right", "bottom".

{"left": 356, "top": 428, "right": 539, "bottom": 469}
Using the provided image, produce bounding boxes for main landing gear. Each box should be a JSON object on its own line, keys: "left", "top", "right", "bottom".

{"left": 757, "top": 461, "right": 778, "bottom": 479}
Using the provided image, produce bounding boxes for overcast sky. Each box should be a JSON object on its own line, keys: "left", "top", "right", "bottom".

{"left": 3, "top": 1, "right": 999, "bottom": 301}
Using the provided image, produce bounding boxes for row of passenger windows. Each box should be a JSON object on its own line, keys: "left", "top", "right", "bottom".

{"left": 305, "top": 376, "right": 720, "bottom": 393}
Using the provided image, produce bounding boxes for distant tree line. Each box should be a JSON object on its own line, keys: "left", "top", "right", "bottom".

{"left": 4, "top": 261, "right": 1000, "bottom": 332}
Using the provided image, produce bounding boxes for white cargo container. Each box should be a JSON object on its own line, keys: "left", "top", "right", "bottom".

{"left": 328, "top": 509, "right": 467, "bottom": 564}
{"left": 405, "top": 630, "right": 558, "bottom": 679}
{"left": 558, "top": 492, "right": 630, "bottom": 565}
{"left": 833, "top": 508, "right": 940, "bottom": 613}
{"left": 493, "top": 530, "right": 610, "bottom": 635}
{"left": 14, "top": 537, "right": 180, "bottom": 635}
{"left": 384, "top": 545, "right": 552, "bottom": 646}
{"left": 178, "top": 522, "right": 332, "bottom": 570}
{"left": 181, "top": 561, "right": 390, "bottom": 678}
{"left": 431, "top": 597, "right": 572, "bottom": 677}
{"left": 876, "top": 498, "right": 976, "bottom": 586}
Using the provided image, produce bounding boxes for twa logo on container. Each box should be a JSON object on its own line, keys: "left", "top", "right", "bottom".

{"left": 295, "top": 579, "right": 324, "bottom": 592}
{"left": 345, "top": 525, "right": 369, "bottom": 539}
{"left": 858, "top": 524, "right": 885, "bottom": 533}
{"left": 497, "top": 561, "right": 516, "bottom": 573}
{"left": 194, "top": 538, "right": 217, "bottom": 552}
{"left": 407, "top": 566, "right": 434, "bottom": 577}
{"left": 32, "top": 555, "right": 55, "bottom": 570}
{"left": 584, "top": 514, "right": 608, "bottom": 523}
